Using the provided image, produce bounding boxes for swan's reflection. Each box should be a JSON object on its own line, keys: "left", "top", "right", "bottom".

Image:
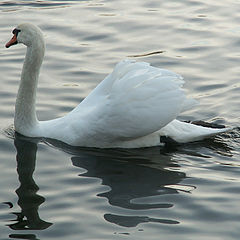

{"left": 71, "top": 150, "right": 184, "bottom": 226}
{"left": 8, "top": 135, "right": 52, "bottom": 234}
{"left": 8, "top": 131, "right": 233, "bottom": 233}
{"left": 44, "top": 135, "right": 233, "bottom": 227}
{"left": 50, "top": 140, "right": 191, "bottom": 227}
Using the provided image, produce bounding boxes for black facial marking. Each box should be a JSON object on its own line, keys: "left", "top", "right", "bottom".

{"left": 12, "top": 28, "right": 21, "bottom": 37}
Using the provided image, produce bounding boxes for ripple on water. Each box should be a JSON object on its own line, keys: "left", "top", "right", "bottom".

{"left": 1, "top": 0, "right": 240, "bottom": 240}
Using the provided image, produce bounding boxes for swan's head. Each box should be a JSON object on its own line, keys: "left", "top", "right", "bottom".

{"left": 5, "top": 23, "right": 44, "bottom": 48}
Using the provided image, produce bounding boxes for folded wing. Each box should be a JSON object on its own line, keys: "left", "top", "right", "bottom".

{"left": 77, "top": 60, "right": 194, "bottom": 141}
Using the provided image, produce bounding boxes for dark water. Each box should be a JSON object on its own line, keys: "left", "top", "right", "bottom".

{"left": 1, "top": 0, "right": 240, "bottom": 239}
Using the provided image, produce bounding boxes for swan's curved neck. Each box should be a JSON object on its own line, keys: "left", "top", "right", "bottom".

{"left": 14, "top": 39, "right": 45, "bottom": 135}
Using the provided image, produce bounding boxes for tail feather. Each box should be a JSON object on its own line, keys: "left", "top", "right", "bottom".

{"left": 159, "top": 119, "right": 232, "bottom": 143}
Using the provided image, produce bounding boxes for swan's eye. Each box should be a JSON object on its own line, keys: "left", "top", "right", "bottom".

{"left": 12, "top": 28, "right": 21, "bottom": 37}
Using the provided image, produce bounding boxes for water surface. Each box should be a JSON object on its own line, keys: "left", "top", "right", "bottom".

{"left": 0, "top": 0, "right": 240, "bottom": 239}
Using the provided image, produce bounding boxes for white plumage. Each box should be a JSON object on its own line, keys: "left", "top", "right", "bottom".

{"left": 5, "top": 23, "right": 231, "bottom": 148}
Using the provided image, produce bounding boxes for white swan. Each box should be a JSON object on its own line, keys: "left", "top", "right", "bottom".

{"left": 5, "top": 23, "right": 231, "bottom": 148}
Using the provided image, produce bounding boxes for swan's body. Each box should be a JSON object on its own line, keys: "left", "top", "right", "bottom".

{"left": 6, "top": 23, "right": 231, "bottom": 148}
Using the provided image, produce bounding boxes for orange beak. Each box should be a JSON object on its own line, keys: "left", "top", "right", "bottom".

{"left": 5, "top": 33, "right": 18, "bottom": 48}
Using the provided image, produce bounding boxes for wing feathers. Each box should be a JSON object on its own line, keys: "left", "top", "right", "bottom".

{"left": 82, "top": 60, "right": 191, "bottom": 141}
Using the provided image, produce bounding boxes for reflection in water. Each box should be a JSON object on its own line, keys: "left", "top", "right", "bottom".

{"left": 71, "top": 150, "right": 184, "bottom": 226}
{"left": 45, "top": 134, "right": 234, "bottom": 227}
{"left": 6, "top": 131, "right": 233, "bottom": 235}
{"left": 54, "top": 142, "right": 189, "bottom": 227}
{"left": 7, "top": 135, "right": 52, "bottom": 239}
{"left": 10, "top": 133, "right": 187, "bottom": 231}
{"left": 104, "top": 214, "right": 179, "bottom": 227}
